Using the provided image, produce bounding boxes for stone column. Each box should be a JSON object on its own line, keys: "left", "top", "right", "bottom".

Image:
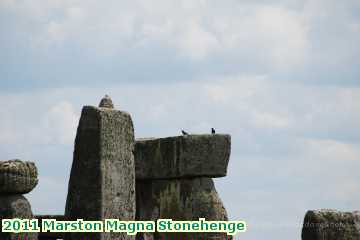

{"left": 302, "top": 209, "right": 360, "bottom": 240}
{"left": 65, "top": 96, "right": 136, "bottom": 240}
{"left": 0, "top": 159, "right": 38, "bottom": 240}
{"left": 135, "top": 134, "right": 231, "bottom": 240}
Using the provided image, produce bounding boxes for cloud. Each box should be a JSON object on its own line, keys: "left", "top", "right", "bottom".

{"left": 35, "top": 2, "right": 308, "bottom": 66}
{"left": 0, "top": 0, "right": 312, "bottom": 90}
{"left": 1, "top": 0, "right": 359, "bottom": 91}
{"left": 43, "top": 101, "right": 78, "bottom": 145}
{"left": 0, "top": 92, "right": 79, "bottom": 146}
{"left": 175, "top": 21, "right": 219, "bottom": 60}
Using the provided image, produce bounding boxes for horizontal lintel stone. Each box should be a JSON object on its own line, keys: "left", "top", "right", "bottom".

{"left": 135, "top": 134, "right": 231, "bottom": 179}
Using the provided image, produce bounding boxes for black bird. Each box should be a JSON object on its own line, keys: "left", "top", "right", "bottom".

{"left": 211, "top": 128, "right": 216, "bottom": 134}
{"left": 181, "top": 130, "right": 189, "bottom": 135}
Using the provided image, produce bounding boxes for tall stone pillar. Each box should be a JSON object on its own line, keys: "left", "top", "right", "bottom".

{"left": 65, "top": 96, "right": 136, "bottom": 240}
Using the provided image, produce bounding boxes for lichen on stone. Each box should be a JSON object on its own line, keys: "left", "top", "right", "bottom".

{"left": 0, "top": 159, "right": 38, "bottom": 194}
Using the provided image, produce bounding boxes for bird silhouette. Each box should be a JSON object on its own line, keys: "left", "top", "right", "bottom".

{"left": 211, "top": 128, "right": 216, "bottom": 134}
{"left": 181, "top": 130, "right": 189, "bottom": 135}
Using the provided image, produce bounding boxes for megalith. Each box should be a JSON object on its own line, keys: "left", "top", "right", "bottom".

{"left": 302, "top": 209, "right": 360, "bottom": 240}
{"left": 65, "top": 96, "right": 136, "bottom": 240}
{"left": 0, "top": 159, "right": 38, "bottom": 240}
{"left": 135, "top": 134, "right": 231, "bottom": 240}
{"left": 135, "top": 134, "right": 231, "bottom": 179}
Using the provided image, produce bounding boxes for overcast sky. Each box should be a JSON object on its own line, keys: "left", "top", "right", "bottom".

{"left": 1, "top": 0, "right": 360, "bottom": 239}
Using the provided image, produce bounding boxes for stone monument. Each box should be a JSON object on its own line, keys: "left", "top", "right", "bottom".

{"left": 65, "top": 96, "right": 136, "bottom": 240}
{"left": 135, "top": 134, "right": 231, "bottom": 240}
{"left": 0, "top": 159, "right": 38, "bottom": 240}
{"left": 302, "top": 209, "right": 360, "bottom": 240}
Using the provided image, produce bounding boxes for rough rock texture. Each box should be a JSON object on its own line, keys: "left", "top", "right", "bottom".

{"left": 0, "top": 159, "right": 38, "bottom": 194}
{"left": 136, "top": 178, "right": 228, "bottom": 240}
{"left": 135, "top": 133, "right": 232, "bottom": 239}
{"left": 99, "top": 95, "right": 114, "bottom": 109}
{"left": 135, "top": 134, "right": 231, "bottom": 179}
{"left": 65, "top": 105, "right": 135, "bottom": 240}
{"left": 302, "top": 209, "right": 360, "bottom": 240}
{"left": 0, "top": 195, "right": 38, "bottom": 240}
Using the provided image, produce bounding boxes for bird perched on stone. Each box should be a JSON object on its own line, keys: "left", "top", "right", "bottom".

{"left": 211, "top": 128, "right": 216, "bottom": 134}
{"left": 181, "top": 130, "right": 189, "bottom": 135}
{"left": 99, "top": 95, "right": 114, "bottom": 109}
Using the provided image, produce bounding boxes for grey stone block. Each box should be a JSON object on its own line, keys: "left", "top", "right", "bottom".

{"left": 135, "top": 134, "right": 231, "bottom": 179}
{"left": 136, "top": 177, "right": 228, "bottom": 240}
{"left": 302, "top": 209, "right": 360, "bottom": 240}
{"left": 0, "top": 159, "right": 38, "bottom": 194}
{"left": 0, "top": 194, "right": 38, "bottom": 240}
{"left": 65, "top": 103, "right": 135, "bottom": 240}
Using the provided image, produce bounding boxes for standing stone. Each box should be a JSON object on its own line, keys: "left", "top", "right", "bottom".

{"left": 0, "top": 159, "right": 39, "bottom": 240}
{"left": 302, "top": 209, "right": 360, "bottom": 240}
{"left": 0, "top": 195, "right": 38, "bottom": 240}
{"left": 136, "top": 178, "right": 228, "bottom": 240}
{"left": 65, "top": 96, "right": 135, "bottom": 240}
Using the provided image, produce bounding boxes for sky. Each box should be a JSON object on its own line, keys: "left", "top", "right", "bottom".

{"left": 0, "top": 0, "right": 360, "bottom": 239}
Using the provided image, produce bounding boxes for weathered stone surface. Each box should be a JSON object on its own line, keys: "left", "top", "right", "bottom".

{"left": 99, "top": 94, "right": 114, "bottom": 109}
{"left": 65, "top": 105, "right": 135, "bottom": 240}
{"left": 136, "top": 177, "right": 228, "bottom": 240}
{"left": 0, "top": 159, "right": 38, "bottom": 194}
{"left": 302, "top": 209, "right": 360, "bottom": 240}
{"left": 135, "top": 134, "right": 231, "bottom": 179}
{"left": 0, "top": 194, "right": 38, "bottom": 240}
